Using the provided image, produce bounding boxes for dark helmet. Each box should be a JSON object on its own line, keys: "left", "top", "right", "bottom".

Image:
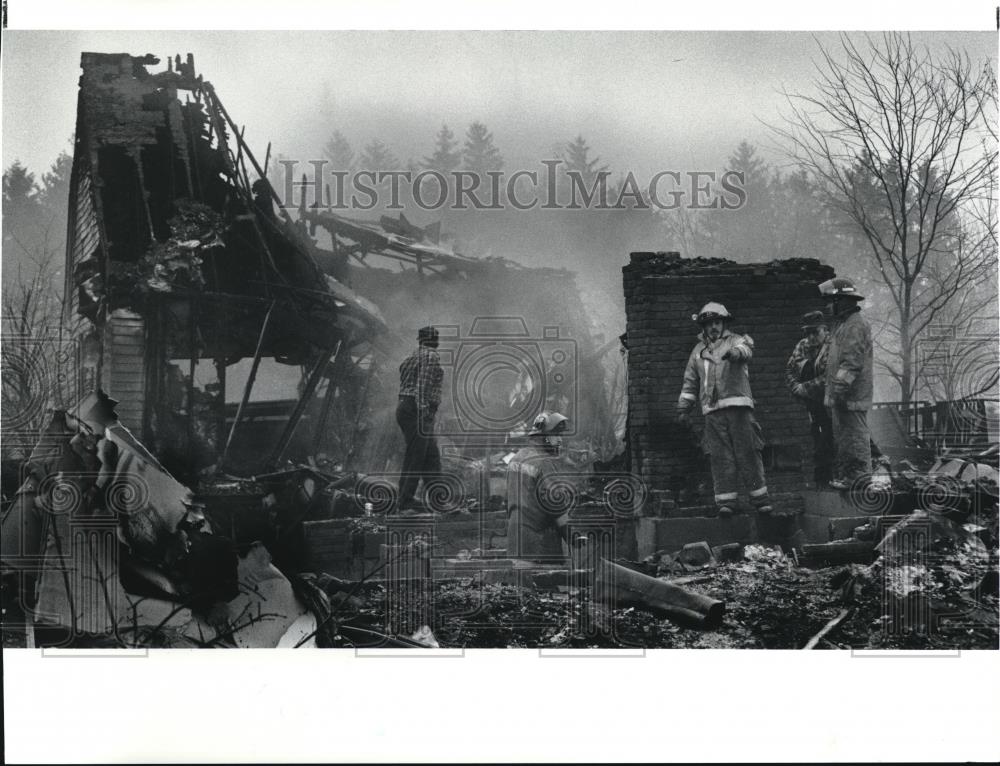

{"left": 818, "top": 277, "right": 864, "bottom": 300}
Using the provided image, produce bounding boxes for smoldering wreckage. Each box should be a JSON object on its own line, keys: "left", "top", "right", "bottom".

{"left": 1, "top": 53, "right": 997, "bottom": 650}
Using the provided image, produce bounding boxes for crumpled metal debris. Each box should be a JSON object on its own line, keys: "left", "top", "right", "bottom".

{"left": 1, "top": 392, "right": 318, "bottom": 648}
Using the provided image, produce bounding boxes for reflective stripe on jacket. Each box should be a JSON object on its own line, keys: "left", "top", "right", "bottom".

{"left": 678, "top": 329, "right": 755, "bottom": 415}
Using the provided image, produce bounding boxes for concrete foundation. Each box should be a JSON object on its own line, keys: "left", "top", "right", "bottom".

{"left": 301, "top": 489, "right": 878, "bottom": 577}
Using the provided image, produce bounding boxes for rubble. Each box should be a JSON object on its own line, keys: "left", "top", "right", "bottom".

{"left": 2, "top": 54, "right": 996, "bottom": 652}
{"left": 594, "top": 558, "right": 725, "bottom": 629}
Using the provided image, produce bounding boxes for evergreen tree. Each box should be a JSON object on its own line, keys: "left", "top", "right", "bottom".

{"left": 423, "top": 124, "right": 461, "bottom": 174}
{"left": 322, "top": 131, "right": 355, "bottom": 174}
{"left": 563, "top": 135, "right": 608, "bottom": 187}
{"left": 2, "top": 160, "right": 40, "bottom": 223}
{"left": 358, "top": 139, "right": 400, "bottom": 173}
{"left": 462, "top": 121, "right": 504, "bottom": 175}
{"left": 2, "top": 161, "right": 44, "bottom": 276}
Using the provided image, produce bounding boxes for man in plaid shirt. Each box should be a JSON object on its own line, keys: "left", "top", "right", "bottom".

{"left": 396, "top": 325, "right": 444, "bottom": 511}
{"left": 786, "top": 310, "right": 834, "bottom": 485}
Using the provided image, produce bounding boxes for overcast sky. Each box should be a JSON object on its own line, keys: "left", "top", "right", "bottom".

{"left": 2, "top": 30, "right": 994, "bottom": 180}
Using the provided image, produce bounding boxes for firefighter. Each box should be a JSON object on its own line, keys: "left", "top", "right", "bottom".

{"left": 676, "top": 303, "right": 773, "bottom": 516}
{"left": 786, "top": 310, "right": 834, "bottom": 485}
{"left": 506, "top": 411, "right": 572, "bottom": 561}
{"left": 819, "top": 277, "right": 873, "bottom": 490}
{"left": 396, "top": 325, "right": 444, "bottom": 512}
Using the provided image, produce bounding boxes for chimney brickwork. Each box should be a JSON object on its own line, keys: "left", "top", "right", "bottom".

{"left": 623, "top": 251, "right": 836, "bottom": 503}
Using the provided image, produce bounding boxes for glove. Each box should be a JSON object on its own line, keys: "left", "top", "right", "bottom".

{"left": 830, "top": 381, "right": 849, "bottom": 405}
{"left": 676, "top": 407, "right": 690, "bottom": 425}
{"left": 720, "top": 349, "right": 733, "bottom": 361}
{"left": 792, "top": 383, "right": 808, "bottom": 399}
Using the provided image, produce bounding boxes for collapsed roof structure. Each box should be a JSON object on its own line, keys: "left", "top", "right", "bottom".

{"left": 60, "top": 52, "right": 398, "bottom": 480}
{"left": 59, "top": 52, "right": 619, "bottom": 481}
{"left": 0, "top": 52, "right": 623, "bottom": 648}
{"left": 1, "top": 52, "right": 996, "bottom": 652}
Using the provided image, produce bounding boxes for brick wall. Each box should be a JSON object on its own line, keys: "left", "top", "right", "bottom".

{"left": 623, "top": 251, "right": 835, "bottom": 502}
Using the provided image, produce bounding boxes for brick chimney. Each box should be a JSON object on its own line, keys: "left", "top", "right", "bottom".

{"left": 623, "top": 251, "right": 836, "bottom": 504}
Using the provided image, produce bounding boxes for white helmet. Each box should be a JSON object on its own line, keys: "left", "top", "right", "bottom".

{"left": 528, "top": 410, "right": 569, "bottom": 436}
{"left": 692, "top": 302, "right": 733, "bottom": 324}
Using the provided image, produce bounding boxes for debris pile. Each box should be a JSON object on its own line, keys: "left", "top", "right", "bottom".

{"left": 3, "top": 53, "right": 996, "bottom": 651}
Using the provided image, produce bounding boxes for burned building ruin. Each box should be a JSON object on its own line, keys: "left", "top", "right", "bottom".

{"left": 2, "top": 52, "right": 624, "bottom": 647}
{"left": 61, "top": 52, "right": 616, "bottom": 484}
{"left": 3, "top": 50, "right": 994, "bottom": 654}
{"left": 623, "top": 251, "right": 836, "bottom": 503}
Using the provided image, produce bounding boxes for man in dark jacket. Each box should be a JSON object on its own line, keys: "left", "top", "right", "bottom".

{"left": 819, "top": 278, "right": 874, "bottom": 490}
{"left": 396, "top": 326, "right": 444, "bottom": 512}
{"left": 786, "top": 310, "right": 834, "bottom": 485}
{"left": 676, "top": 302, "right": 772, "bottom": 516}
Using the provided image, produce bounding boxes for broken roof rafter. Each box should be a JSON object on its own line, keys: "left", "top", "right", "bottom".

{"left": 300, "top": 208, "right": 483, "bottom": 276}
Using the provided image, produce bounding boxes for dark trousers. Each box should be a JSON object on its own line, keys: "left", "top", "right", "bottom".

{"left": 831, "top": 407, "right": 871, "bottom": 482}
{"left": 396, "top": 396, "right": 441, "bottom": 509}
{"left": 703, "top": 407, "right": 769, "bottom": 508}
{"left": 808, "top": 403, "right": 835, "bottom": 484}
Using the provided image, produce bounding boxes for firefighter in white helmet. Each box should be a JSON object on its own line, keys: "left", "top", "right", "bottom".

{"left": 676, "top": 302, "right": 773, "bottom": 516}
{"left": 505, "top": 411, "right": 572, "bottom": 561}
{"left": 819, "top": 277, "right": 873, "bottom": 490}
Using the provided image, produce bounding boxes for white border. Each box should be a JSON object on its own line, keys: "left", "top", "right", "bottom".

{"left": 2, "top": 1, "right": 999, "bottom": 763}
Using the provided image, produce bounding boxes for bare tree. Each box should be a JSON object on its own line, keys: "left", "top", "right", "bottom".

{"left": 2, "top": 245, "right": 68, "bottom": 450}
{"left": 772, "top": 33, "right": 997, "bottom": 403}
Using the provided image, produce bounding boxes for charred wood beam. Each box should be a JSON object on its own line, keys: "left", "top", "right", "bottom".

{"left": 220, "top": 300, "right": 275, "bottom": 471}
{"left": 348, "top": 250, "right": 373, "bottom": 269}
{"left": 311, "top": 339, "right": 352, "bottom": 453}
{"left": 595, "top": 558, "right": 725, "bottom": 629}
{"left": 267, "top": 340, "right": 342, "bottom": 468}
{"left": 182, "top": 100, "right": 204, "bottom": 200}
{"left": 346, "top": 357, "right": 377, "bottom": 463}
{"left": 802, "top": 608, "right": 852, "bottom": 650}
{"left": 204, "top": 83, "right": 281, "bottom": 210}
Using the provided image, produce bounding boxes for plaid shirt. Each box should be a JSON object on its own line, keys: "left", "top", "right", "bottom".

{"left": 785, "top": 336, "right": 820, "bottom": 389}
{"left": 786, "top": 336, "right": 828, "bottom": 403}
{"left": 398, "top": 345, "right": 443, "bottom": 411}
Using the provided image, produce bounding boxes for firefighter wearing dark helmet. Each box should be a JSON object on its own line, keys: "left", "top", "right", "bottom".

{"left": 676, "top": 303, "right": 772, "bottom": 516}
{"left": 819, "top": 277, "right": 874, "bottom": 490}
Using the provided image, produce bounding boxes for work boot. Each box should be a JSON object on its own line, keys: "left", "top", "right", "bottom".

{"left": 756, "top": 504, "right": 774, "bottom": 515}
{"left": 717, "top": 505, "right": 735, "bottom": 518}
